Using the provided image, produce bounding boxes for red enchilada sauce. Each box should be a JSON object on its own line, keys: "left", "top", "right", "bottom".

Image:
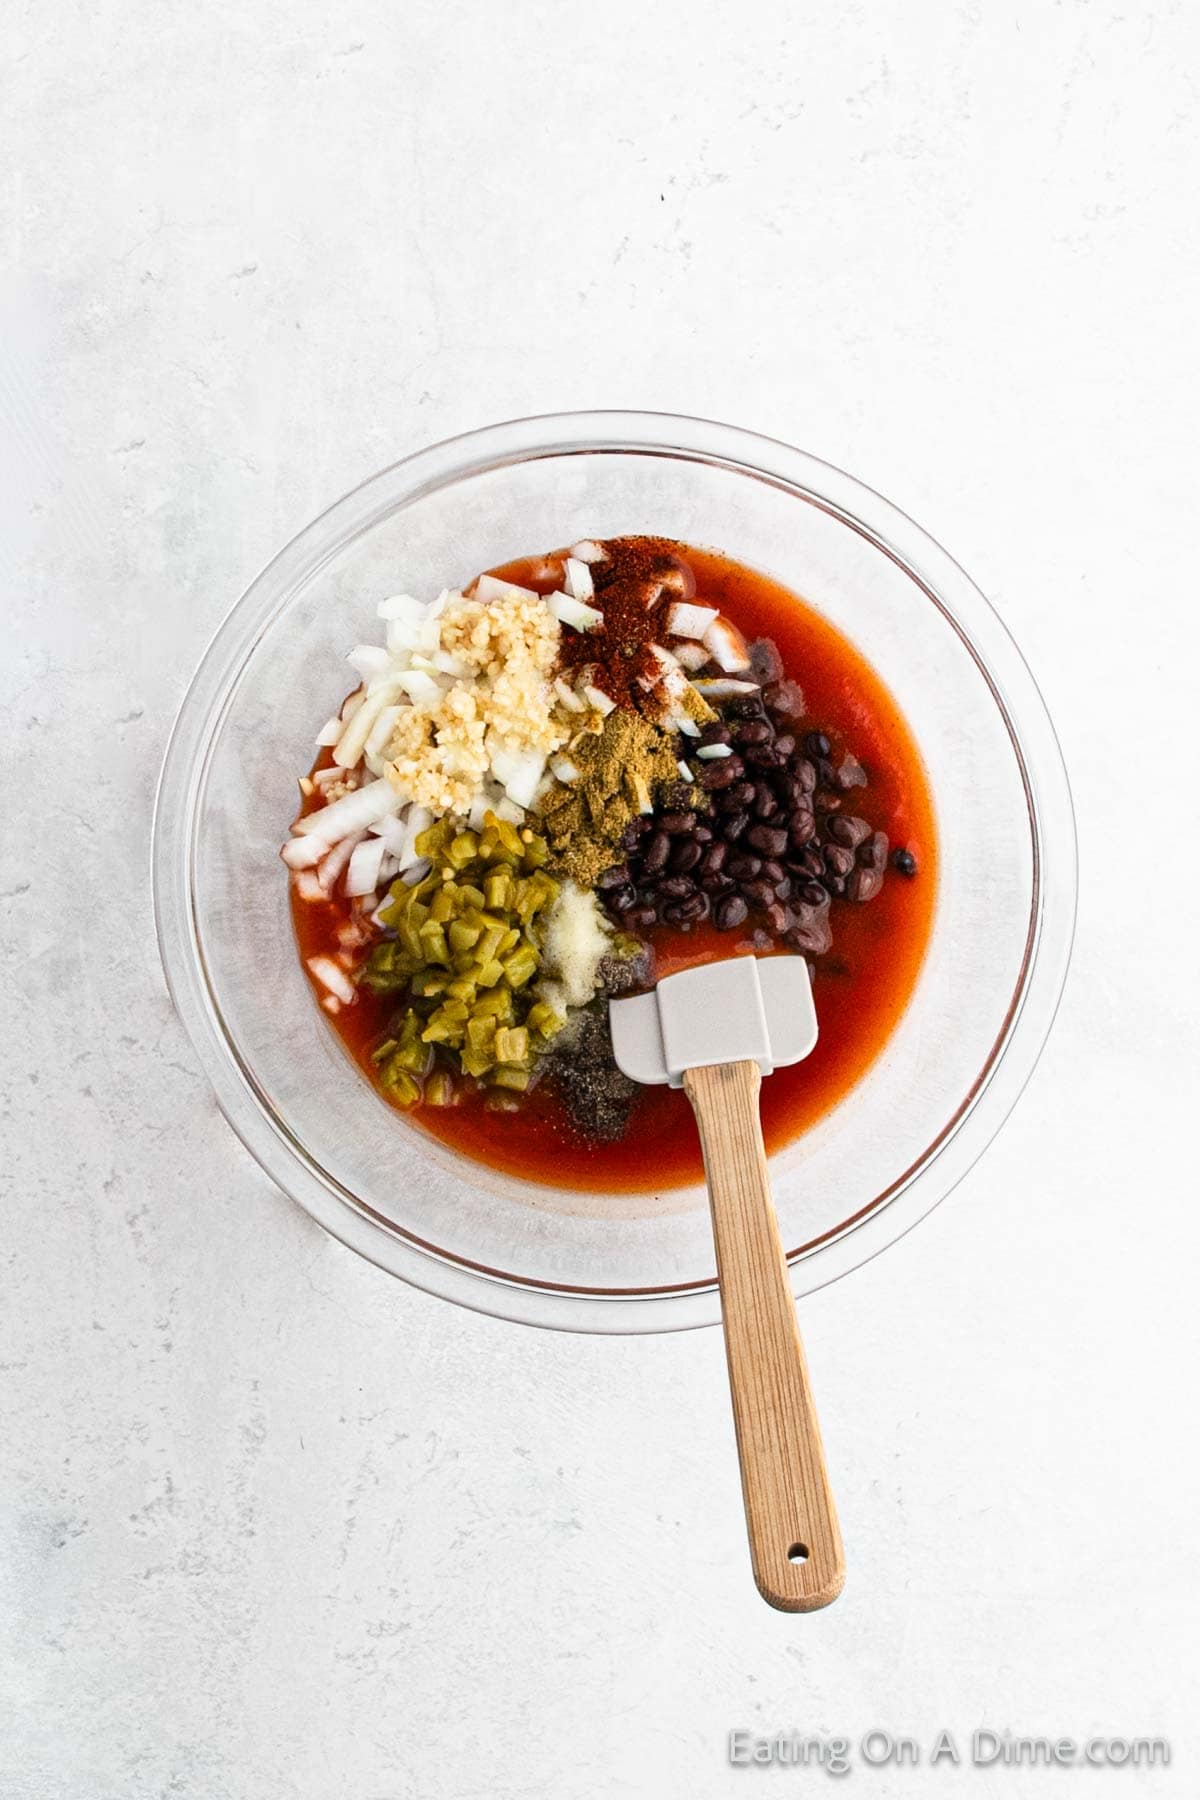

{"left": 292, "top": 545, "right": 937, "bottom": 1193}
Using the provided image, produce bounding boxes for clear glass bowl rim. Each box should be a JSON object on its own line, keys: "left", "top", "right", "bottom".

{"left": 152, "top": 409, "right": 1077, "bottom": 1334}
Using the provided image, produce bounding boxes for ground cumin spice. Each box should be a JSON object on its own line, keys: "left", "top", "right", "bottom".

{"left": 557, "top": 536, "right": 694, "bottom": 710}
{"left": 535, "top": 708, "right": 680, "bottom": 885}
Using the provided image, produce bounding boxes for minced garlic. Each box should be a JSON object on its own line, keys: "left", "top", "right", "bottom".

{"left": 383, "top": 590, "right": 571, "bottom": 815}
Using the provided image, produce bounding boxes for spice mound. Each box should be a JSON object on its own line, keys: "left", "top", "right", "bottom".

{"left": 281, "top": 534, "right": 927, "bottom": 1175}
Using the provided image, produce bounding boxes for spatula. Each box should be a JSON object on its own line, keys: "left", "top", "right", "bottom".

{"left": 609, "top": 955, "right": 844, "bottom": 1612}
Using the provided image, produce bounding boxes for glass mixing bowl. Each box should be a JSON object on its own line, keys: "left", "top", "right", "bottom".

{"left": 153, "top": 412, "right": 1076, "bottom": 1332}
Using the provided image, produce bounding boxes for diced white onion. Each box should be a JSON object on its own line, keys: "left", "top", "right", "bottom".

{"left": 307, "top": 955, "right": 356, "bottom": 1003}
{"left": 550, "top": 757, "right": 581, "bottom": 783}
{"left": 293, "top": 870, "right": 326, "bottom": 901}
{"left": 370, "top": 814, "right": 409, "bottom": 855}
{"left": 491, "top": 747, "right": 546, "bottom": 809}
{"left": 563, "top": 557, "right": 595, "bottom": 602}
{"left": 569, "top": 540, "right": 607, "bottom": 564}
{"left": 317, "top": 829, "right": 365, "bottom": 894}
{"left": 340, "top": 687, "right": 365, "bottom": 721}
{"left": 494, "top": 798, "right": 526, "bottom": 825}
{"left": 370, "top": 891, "right": 395, "bottom": 927}
{"left": 396, "top": 805, "right": 434, "bottom": 868}
{"left": 281, "top": 834, "right": 326, "bottom": 869}
{"left": 386, "top": 618, "right": 420, "bottom": 656}
{"left": 703, "top": 617, "right": 751, "bottom": 673}
{"left": 671, "top": 710, "right": 701, "bottom": 738}
{"left": 676, "top": 759, "right": 694, "bottom": 782}
{"left": 365, "top": 704, "right": 403, "bottom": 761}
{"left": 474, "top": 573, "right": 538, "bottom": 604}
{"left": 311, "top": 765, "right": 344, "bottom": 789}
{"left": 400, "top": 857, "right": 431, "bottom": 884}
{"left": 642, "top": 642, "right": 688, "bottom": 701}
{"left": 345, "top": 834, "right": 387, "bottom": 896}
{"left": 690, "top": 677, "right": 759, "bottom": 700}
{"left": 321, "top": 994, "right": 342, "bottom": 1014}
{"left": 667, "top": 601, "right": 718, "bottom": 640}
{"left": 673, "top": 641, "right": 708, "bottom": 672}
{"left": 315, "top": 716, "right": 343, "bottom": 746}
{"left": 466, "top": 792, "right": 490, "bottom": 831}
{"left": 548, "top": 590, "right": 603, "bottom": 632}
{"left": 581, "top": 684, "right": 615, "bottom": 716}
{"left": 553, "top": 676, "right": 586, "bottom": 714}
{"left": 429, "top": 649, "right": 471, "bottom": 677}
{"left": 695, "top": 742, "right": 732, "bottom": 760}
{"left": 334, "top": 680, "right": 405, "bottom": 769}
{"left": 394, "top": 668, "right": 442, "bottom": 705}
{"left": 377, "top": 593, "right": 426, "bottom": 623}
{"left": 347, "top": 644, "right": 393, "bottom": 685}
{"left": 293, "top": 777, "right": 403, "bottom": 841}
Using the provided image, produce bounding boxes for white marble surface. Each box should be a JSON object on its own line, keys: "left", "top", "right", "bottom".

{"left": 4, "top": 2, "right": 1199, "bottom": 1795}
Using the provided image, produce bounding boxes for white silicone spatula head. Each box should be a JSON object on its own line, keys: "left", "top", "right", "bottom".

{"left": 609, "top": 953, "right": 818, "bottom": 1088}
{"left": 609, "top": 954, "right": 843, "bottom": 1613}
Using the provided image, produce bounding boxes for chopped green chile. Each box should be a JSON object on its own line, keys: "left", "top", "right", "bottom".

{"left": 360, "top": 813, "right": 563, "bottom": 1104}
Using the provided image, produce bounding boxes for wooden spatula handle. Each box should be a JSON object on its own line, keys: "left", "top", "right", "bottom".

{"left": 683, "top": 1060, "right": 845, "bottom": 1611}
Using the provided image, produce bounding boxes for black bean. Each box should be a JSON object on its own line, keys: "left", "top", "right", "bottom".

{"left": 814, "top": 757, "right": 836, "bottom": 787}
{"left": 746, "top": 823, "right": 789, "bottom": 857}
{"left": 827, "top": 874, "right": 847, "bottom": 898}
{"left": 697, "top": 758, "right": 742, "bottom": 791}
{"left": 764, "top": 678, "right": 806, "bottom": 720}
{"left": 664, "top": 893, "right": 709, "bottom": 924}
{"left": 727, "top": 853, "right": 762, "bottom": 881}
{"left": 596, "top": 862, "right": 632, "bottom": 890}
{"left": 743, "top": 744, "right": 787, "bottom": 769}
{"left": 743, "top": 878, "right": 778, "bottom": 910}
{"left": 795, "top": 759, "right": 817, "bottom": 794}
{"left": 605, "top": 884, "right": 637, "bottom": 913}
{"left": 805, "top": 731, "right": 831, "bottom": 757}
{"left": 835, "top": 753, "right": 868, "bottom": 790}
{"left": 734, "top": 719, "right": 772, "bottom": 746}
{"left": 759, "top": 858, "right": 786, "bottom": 884}
{"left": 786, "top": 917, "right": 832, "bottom": 955}
{"left": 658, "top": 810, "right": 695, "bottom": 834}
{"left": 824, "top": 844, "right": 855, "bottom": 878}
{"left": 892, "top": 846, "right": 918, "bottom": 876}
{"left": 668, "top": 839, "right": 702, "bottom": 875}
{"left": 796, "top": 850, "right": 825, "bottom": 879}
{"left": 723, "top": 781, "right": 758, "bottom": 809}
{"left": 698, "top": 722, "right": 732, "bottom": 746}
{"left": 702, "top": 871, "right": 737, "bottom": 897}
{"left": 764, "top": 901, "right": 790, "bottom": 935}
{"left": 752, "top": 780, "right": 778, "bottom": 819}
{"left": 658, "top": 874, "right": 696, "bottom": 900}
{"left": 862, "top": 831, "right": 890, "bottom": 872}
{"left": 814, "top": 790, "right": 841, "bottom": 812}
{"left": 692, "top": 823, "right": 713, "bottom": 843}
{"left": 773, "top": 733, "right": 796, "bottom": 759}
{"left": 788, "top": 809, "right": 816, "bottom": 846}
{"left": 848, "top": 866, "right": 883, "bottom": 902}
{"left": 828, "top": 814, "right": 872, "bottom": 849}
{"left": 726, "top": 695, "right": 766, "bottom": 720}
{"left": 748, "top": 638, "right": 785, "bottom": 684}
{"left": 720, "top": 809, "right": 750, "bottom": 842}
{"left": 627, "top": 906, "right": 658, "bottom": 929}
{"left": 700, "top": 840, "right": 728, "bottom": 877}
{"left": 642, "top": 831, "right": 670, "bottom": 875}
{"left": 714, "top": 893, "right": 749, "bottom": 930}
{"left": 797, "top": 882, "right": 830, "bottom": 908}
{"left": 621, "top": 817, "right": 651, "bottom": 850}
